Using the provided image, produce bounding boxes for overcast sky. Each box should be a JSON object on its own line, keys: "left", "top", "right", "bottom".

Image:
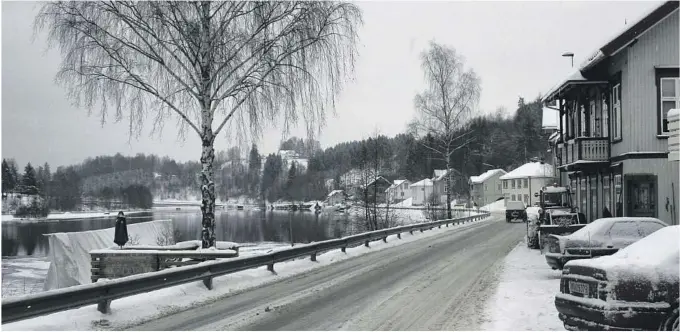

{"left": 1, "top": 1, "right": 660, "bottom": 169}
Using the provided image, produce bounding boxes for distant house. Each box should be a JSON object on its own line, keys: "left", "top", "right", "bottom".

{"left": 410, "top": 178, "right": 434, "bottom": 206}
{"left": 360, "top": 176, "right": 392, "bottom": 203}
{"left": 385, "top": 179, "right": 411, "bottom": 203}
{"left": 499, "top": 162, "right": 555, "bottom": 206}
{"left": 432, "top": 169, "right": 465, "bottom": 204}
{"left": 326, "top": 190, "right": 345, "bottom": 205}
{"left": 469, "top": 169, "right": 507, "bottom": 207}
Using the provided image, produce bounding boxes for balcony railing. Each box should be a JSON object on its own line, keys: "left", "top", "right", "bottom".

{"left": 556, "top": 137, "right": 609, "bottom": 167}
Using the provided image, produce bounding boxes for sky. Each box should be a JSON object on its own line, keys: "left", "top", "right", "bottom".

{"left": 1, "top": 1, "right": 662, "bottom": 169}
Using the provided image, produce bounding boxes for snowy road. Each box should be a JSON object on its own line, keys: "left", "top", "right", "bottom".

{"left": 131, "top": 216, "right": 525, "bottom": 331}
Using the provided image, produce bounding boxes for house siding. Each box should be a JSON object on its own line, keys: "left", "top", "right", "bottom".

{"left": 609, "top": 10, "right": 679, "bottom": 156}
{"left": 502, "top": 177, "right": 554, "bottom": 207}
{"left": 471, "top": 172, "right": 505, "bottom": 207}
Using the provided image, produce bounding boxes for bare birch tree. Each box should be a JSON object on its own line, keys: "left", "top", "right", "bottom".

{"left": 35, "top": 1, "right": 361, "bottom": 248}
{"left": 412, "top": 41, "right": 481, "bottom": 219}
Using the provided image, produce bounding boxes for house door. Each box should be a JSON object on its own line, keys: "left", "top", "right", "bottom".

{"left": 626, "top": 175, "right": 657, "bottom": 218}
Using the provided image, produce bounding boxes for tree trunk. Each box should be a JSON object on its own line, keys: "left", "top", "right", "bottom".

{"left": 199, "top": 1, "right": 215, "bottom": 249}
{"left": 200, "top": 131, "right": 216, "bottom": 248}
{"left": 445, "top": 160, "right": 452, "bottom": 219}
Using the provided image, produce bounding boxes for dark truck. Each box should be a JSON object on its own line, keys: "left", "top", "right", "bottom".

{"left": 505, "top": 201, "right": 527, "bottom": 223}
{"left": 527, "top": 185, "right": 587, "bottom": 250}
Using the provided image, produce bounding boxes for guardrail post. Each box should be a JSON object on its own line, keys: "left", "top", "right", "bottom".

{"left": 267, "top": 262, "right": 275, "bottom": 273}
{"left": 397, "top": 233, "right": 401, "bottom": 239}
{"left": 311, "top": 252, "right": 317, "bottom": 262}
{"left": 97, "top": 299, "right": 111, "bottom": 314}
{"left": 383, "top": 237, "right": 387, "bottom": 243}
{"left": 409, "top": 229, "right": 413, "bottom": 235}
{"left": 364, "top": 240, "right": 370, "bottom": 247}
{"left": 419, "top": 228, "right": 424, "bottom": 233}
{"left": 203, "top": 277, "right": 213, "bottom": 290}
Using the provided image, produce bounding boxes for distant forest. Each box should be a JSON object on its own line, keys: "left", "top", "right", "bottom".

{"left": 2, "top": 97, "right": 550, "bottom": 210}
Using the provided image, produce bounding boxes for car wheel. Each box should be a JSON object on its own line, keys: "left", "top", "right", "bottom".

{"left": 659, "top": 307, "right": 679, "bottom": 331}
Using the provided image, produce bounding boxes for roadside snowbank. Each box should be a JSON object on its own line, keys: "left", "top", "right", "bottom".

{"left": 4, "top": 216, "right": 494, "bottom": 331}
{"left": 483, "top": 199, "right": 506, "bottom": 213}
{"left": 481, "top": 242, "right": 564, "bottom": 331}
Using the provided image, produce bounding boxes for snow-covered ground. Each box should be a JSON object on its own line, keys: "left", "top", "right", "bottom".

{"left": 482, "top": 199, "right": 506, "bottom": 212}
{"left": 1, "top": 210, "right": 152, "bottom": 223}
{"left": 4, "top": 215, "right": 493, "bottom": 331}
{"left": 481, "top": 241, "right": 564, "bottom": 331}
{"left": 1, "top": 257, "right": 51, "bottom": 298}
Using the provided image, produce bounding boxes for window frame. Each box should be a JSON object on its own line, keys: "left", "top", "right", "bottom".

{"left": 656, "top": 67, "right": 680, "bottom": 136}
{"left": 611, "top": 83, "right": 622, "bottom": 141}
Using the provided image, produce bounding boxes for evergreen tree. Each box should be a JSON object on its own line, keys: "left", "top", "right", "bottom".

{"left": 248, "top": 144, "right": 262, "bottom": 195}
{"left": 2, "top": 159, "right": 15, "bottom": 193}
{"left": 22, "top": 163, "right": 39, "bottom": 194}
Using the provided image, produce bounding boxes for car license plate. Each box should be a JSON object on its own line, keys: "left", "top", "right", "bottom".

{"left": 569, "top": 281, "right": 589, "bottom": 295}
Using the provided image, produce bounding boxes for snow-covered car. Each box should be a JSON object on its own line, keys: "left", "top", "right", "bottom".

{"left": 555, "top": 225, "right": 679, "bottom": 331}
{"left": 505, "top": 201, "right": 527, "bottom": 223}
{"left": 544, "top": 217, "right": 668, "bottom": 270}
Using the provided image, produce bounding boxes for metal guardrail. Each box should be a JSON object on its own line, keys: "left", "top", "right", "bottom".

{"left": 1, "top": 209, "right": 490, "bottom": 324}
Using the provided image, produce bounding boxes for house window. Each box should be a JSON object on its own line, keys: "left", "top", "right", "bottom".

{"left": 590, "top": 100, "right": 600, "bottom": 137}
{"left": 603, "top": 175, "right": 611, "bottom": 215}
{"left": 498, "top": 183, "right": 501, "bottom": 191}
{"left": 401, "top": 192, "right": 404, "bottom": 197}
{"left": 512, "top": 180, "right": 516, "bottom": 189}
{"left": 614, "top": 174, "right": 622, "bottom": 216}
{"left": 524, "top": 194, "right": 529, "bottom": 204}
{"left": 503, "top": 180, "right": 508, "bottom": 189}
{"left": 601, "top": 94, "right": 609, "bottom": 137}
{"left": 580, "top": 178, "right": 587, "bottom": 216}
{"left": 511, "top": 194, "right": 516, "bottom": 201}
{"left": 590, "top": 175, "right": 598, "bottom": 221}
{"left": 485, "top": 184, "right": 488, "bottom": 191}
{"left": 659, "top": 77, "right": 680, "bottom": 134}
{"left": 580, "top": 104, "right": 587, "bottom": 137}
{"left": 523, "top": 179, "right": 528, "bottom": 188}
{"left": 611, "top": 83, "right": 622, "bottom": 140}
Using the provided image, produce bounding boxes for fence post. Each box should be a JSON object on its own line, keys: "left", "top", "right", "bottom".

{"left": 397, "top": 233, "right": 401, "bottom": 239}
{"left": 203, "top": 277, "right": 213, "bottom": 290}
{"left": 97, "top": 300, "right": 111, "bottom": 314}
{"left": 311, "top": 252, "right": 317, "bottom": 262}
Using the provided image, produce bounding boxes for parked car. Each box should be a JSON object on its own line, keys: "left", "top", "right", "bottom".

{"left": 555, "top": 225, "right": 679, "bottom": 331}
{"left": 544, "top": 217, "right": 668, "bottom": 270}
{"left": 505, "top": 201, "right": 527, "bottom": 223}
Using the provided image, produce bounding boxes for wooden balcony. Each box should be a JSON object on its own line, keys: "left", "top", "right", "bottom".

{"left": 556, "top": 137, "right": 609, "bottom": 169}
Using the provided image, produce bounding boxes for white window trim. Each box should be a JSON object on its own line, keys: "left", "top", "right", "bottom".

{"left": 612, "top": 83, "right": 622, "bottom": 140}
{"left": 660, "top": 77, "right": 680, "bottom": 134}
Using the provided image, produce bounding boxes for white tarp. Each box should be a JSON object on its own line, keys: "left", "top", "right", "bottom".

{"left": 43, "top": 219, "right": 173, "bottom": 290}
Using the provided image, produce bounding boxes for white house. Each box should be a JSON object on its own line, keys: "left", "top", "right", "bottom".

{"left": 500, "top": 162, "right": 555, "bottom": 206}
{"left": 410, "top": 178, "right": 434, "bottom": 206}
{"left": 469, "top": 169, "right": 507, "bottom": 207}
{"left": 385, "top": 179, "right": 411, "bottom": 203}
{"left": 326, "top": 190, "right": 345, "bottom": 205}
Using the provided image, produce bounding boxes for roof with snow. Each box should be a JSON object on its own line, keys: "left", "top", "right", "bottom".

{"left": 499, "top": 162, "right": 554, "bottom": 180}
{"left": 385, "top": 179, "right": 410, "bottom": 192}
{"left": 432, "top": 168, "right": 462, "bottom": 182}
{"left": 470, "top": 169, "right": 507, "bottom": 184}
{"left": 542, "top": 1, "right": 679, "bottom": 104}
{"left": 362, "top": 176, "right": 391, "bottom": 189}
{"left": 542, "top": 107, "right": 559, "bottom": 130}
{"left": 411, "top": 178, "right": 433, "bottom": 187}
{"left": 327, "top": 190, "right": 343, "bottom": 198}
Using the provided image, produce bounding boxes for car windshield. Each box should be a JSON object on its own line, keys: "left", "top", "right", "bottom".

{"left": 567, "top": 218, "right": 611, "bottom": 240}
{"left": 543, "top": 192, "right": 568, "bottom": 207}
